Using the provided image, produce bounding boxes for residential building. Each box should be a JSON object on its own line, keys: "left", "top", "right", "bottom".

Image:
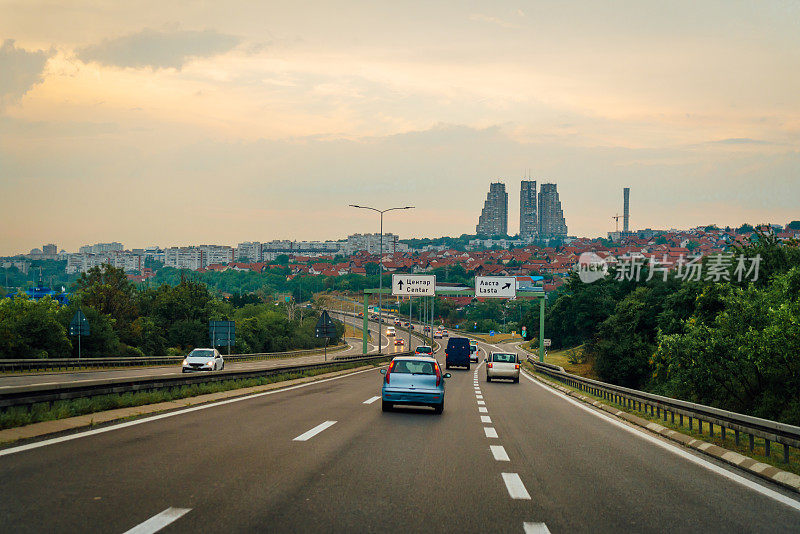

{"left": 79, "top": 242, "right": 124, "bottom": 254}
{"left": 538, "top": 183, "right": 568, "bottom": 239}
{"left": 519, "top": 180, "right": 537, "bottom": 240}
{"left": 476, "top": 182, "right": 508, "bottom": 236}
{"left": 164, "top": 247, "right": 204, "bottom": 270}
{"left": 236, "top": 242, "right": 262, "bottom": 262}
{"left": 342, "top": 233, "right": 403, "bottom": 255}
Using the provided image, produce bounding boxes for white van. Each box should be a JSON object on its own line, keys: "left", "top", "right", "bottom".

{"left": 386, "top": 326, "right": 396, "bottom": 337}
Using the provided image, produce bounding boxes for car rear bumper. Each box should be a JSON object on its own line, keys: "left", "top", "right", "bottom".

{"left": 487, "top": 368, "right": 519, "bottom": 378}
{"left": 382, "top": 388, "right": 443, "bottom": 406}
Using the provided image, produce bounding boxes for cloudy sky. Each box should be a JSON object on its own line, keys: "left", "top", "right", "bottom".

{"left": 1, "top": 1, "right": 798, "bottom": 255}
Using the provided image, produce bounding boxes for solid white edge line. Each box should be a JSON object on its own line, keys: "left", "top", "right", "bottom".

{"left": 484, "top": 426, "right": 498, "bottom": 438}
{"left": 502, "top": 472, "right": 531, "bottom": 500}
{"left": 491, "top": 445, "right": 510, "bottom": 461}
{"left": 520, "top": 369, "right": 800, "bottom": 512}
{"left": 293, "top": 420, "right": 337, "bottom": 441}
{"left": 363, "top": 396, "right": 381, "bottom": 404}
{"left": 123, "top": 507, "right": 191, "bottom": 534}
{"left": 523, "top": 522, "right": 551, "bottom": 534}
{"left": 0, "top": 366, "right": 381, "bottom": 457}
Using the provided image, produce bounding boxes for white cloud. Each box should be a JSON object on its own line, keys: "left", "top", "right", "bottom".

{"left": 0, "top": 39, "right": 52, "bottom": 105}
{"left": 76, "top": 28, "right": 240, "bottom": 70}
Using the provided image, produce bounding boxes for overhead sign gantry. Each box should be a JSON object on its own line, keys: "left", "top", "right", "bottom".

{"left": 363, "top": 275, "right": 547, "bottom": 363}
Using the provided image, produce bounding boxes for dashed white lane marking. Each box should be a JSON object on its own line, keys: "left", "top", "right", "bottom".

{"left": 0, "top": 366, "right": 381, "bottom": 458}
{"left": 520, "top": 370, "right": 800, "bottom": 513}
{"left": 479, "top": 407, "right": 488, "bottom": 413}
{"left": 502, "top": 473, "right": 531, "bottom": 500}
{"left": 293, "top": 420, "right": 337, "bottom": 441}
{"left": 363, "top": 396, "right": 381, "bottom": 404}
{"left": 484, "top": 427, "right": 498, "bottom": 438}
{"left": 491, "top": 445, "right": 510, "bottom": 461}
{"left": 481, "top": 415, "right": 492, "bottom": 423}
{"left": 123, "top": 507, "right": 191, "bottom": 534}
{"left": 476, "top": 395, "right": 484, "bottom": 399}
{"left": 477, "top": 400, "right": 486, "bottom": 405}
{"left": 523, "top": 522, "right": 551, "bottom": 533}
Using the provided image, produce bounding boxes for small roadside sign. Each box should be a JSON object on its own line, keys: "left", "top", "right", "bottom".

{"left": 544, "top": 339, "right": 551, "bottom": 347}
{"left": 392, "top": 274, "right": 435, "bottom": 296}
{"left": 475, "top": 276, "right": 516, "bottom": 298}
{"left": 315, "top": 310, "right": 337, "bottom": 338}
{"left": 69, "top": 309, "right": 90, "bottom": 336}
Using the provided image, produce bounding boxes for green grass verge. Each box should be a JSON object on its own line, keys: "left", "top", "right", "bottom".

{"left": 522, "top": 361, "right": 800, "bottom": 476}
{"left": 0, "top": 359, "right": 389, "bottom": 430}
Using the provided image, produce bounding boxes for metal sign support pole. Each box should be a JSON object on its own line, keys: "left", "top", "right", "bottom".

{"left": 362, "top": 293, "right": 369, "bottom": 355}
{"left": 539, "top": 297, "right": 545, "bottom": 363}
{"left": 408, "top": 297, "right": 412, "bottom": 348}
{"left": 78, "top": 332, "right": 81, "bottom": 360}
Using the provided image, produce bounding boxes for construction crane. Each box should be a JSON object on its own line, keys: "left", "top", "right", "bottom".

{"left": 612, "top": 213, "right": 622, "bottom": 232}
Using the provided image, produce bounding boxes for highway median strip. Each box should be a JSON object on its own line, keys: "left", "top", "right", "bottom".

{"left": 0, "top": 363, "right": 387, "bottom": 446}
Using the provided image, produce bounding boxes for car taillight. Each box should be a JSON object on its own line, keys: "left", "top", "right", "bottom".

{"left": 435, "top": 363, "right": 442, "bottom": 386}
{"left": 487, "top": 363, "right": 493, "bottom": 368}
{"left": 444, "top": 352, "right": 448, "bottom": 357}
{"left": 515, "top": 364, "right": 520, "bottom": 369}
{"left": 385, "top": 361, "right": 395, "bottom": 384}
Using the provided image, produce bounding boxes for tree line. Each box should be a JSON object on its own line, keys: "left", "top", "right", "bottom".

{"left": 0, "top": 265, "right": 342, "bottom": 359}
{"left": 523, "top": 235, "right": 800, "bottom": 425}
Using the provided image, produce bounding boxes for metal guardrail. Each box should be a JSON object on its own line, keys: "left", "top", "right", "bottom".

{"left": 0, "top": 344, "right": 349, "bottom": 373}
{"left": 0, "top": 351, "right": 403, "bottom": 409}
{"left": 328, "top": 310, "right": 439, "bottom": 351}
{"left": 517, "top": 345, "right": 800, "bottom": 464}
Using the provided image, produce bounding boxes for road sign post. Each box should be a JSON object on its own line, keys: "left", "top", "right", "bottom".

{"left": 315, "top": 310, "right": 337, "bottom": 361}
{"left": 69, "top": 309, "right": 90, "bottom": 359}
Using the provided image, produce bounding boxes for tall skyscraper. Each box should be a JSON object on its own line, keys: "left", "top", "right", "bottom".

{"left": 476, "top": 182, "right": 508, "bottom": 236}
{"left": 623, "top": 187, "right": 630, "bottom": 232}
{"left": 519, "top": 180, "right": 538, "bottom": 240}
{"left": 538, "top": 183, "right": 568, "bottom": 239}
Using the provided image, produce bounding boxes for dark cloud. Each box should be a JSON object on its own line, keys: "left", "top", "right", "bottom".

{"left": 77, "top": 28, "right": 239, "bottom": 70}
{"left": 0, "top": 39, "right": 52, "bottom": 103}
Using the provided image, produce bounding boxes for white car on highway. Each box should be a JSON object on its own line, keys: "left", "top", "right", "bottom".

{"left": 469, "top": 343, "right": 479, "bottom": 363}
{"left": 486, "top": 352, "right": 520, "bottom": 383}
{"left": 182, "top": 348, "right": 224, "bottom": 373}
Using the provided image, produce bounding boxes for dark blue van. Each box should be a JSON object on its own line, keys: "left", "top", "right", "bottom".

{"left": 445, "top": 337, "right": 471, "bottom": 370}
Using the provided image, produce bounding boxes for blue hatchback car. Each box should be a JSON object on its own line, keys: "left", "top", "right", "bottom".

{"left": 380, "top": 356, "right": 451, "bottom": 414}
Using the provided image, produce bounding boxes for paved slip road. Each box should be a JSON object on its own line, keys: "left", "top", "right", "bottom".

{"left": 0, "top": 315, "right": 396, "bottom": 390}
{"left": 1, "top": 336, "right": 799, "bottom": 533}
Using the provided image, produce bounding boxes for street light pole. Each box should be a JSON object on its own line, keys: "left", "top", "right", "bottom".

{"left": 349, "top": 204, "right": 414, "bottom": 355}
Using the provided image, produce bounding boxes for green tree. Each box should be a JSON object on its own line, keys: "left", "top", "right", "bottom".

{"left": 0, "top": 296, "right": 71, "bottom": 359}
{"left": 75, "top": 264, "right": 138, "bottom": 344}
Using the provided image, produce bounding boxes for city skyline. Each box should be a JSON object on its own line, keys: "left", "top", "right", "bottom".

{"left": 1, "top": 2, "right": 799, "bottom": 255}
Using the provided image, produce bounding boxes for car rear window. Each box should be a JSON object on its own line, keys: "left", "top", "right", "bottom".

{"left": 416, "top": 346, "right": 432, "bottom": 354}
{"left": 491, "top": 353, "right": 517, "bottom": 363}
{"left": 392, "top": 360, "right": 436, "bottom": 374}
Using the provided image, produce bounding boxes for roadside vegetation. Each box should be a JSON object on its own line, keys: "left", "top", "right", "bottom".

{"left": 0, "top": 265, "right": 343, "bottom": 359}
{"left": 522, "top": 234, "right": 800, "bottom": 426}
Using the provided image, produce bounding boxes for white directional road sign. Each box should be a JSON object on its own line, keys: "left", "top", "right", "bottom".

{"left": 392, "top": 274, "right": 436, "bottom": 296}
{"left": 475, "top": 276, "right": 516, "bottom": 298}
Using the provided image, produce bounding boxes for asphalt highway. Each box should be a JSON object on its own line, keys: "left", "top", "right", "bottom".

{"left": 1, "top": 333, "right": 799, "bottom": 533}
{"left": 0, "top": 314, "right": 401, "bottom": 389}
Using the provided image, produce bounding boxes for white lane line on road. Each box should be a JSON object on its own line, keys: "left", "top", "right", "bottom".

{"left": 293, "top": 420, "right": 337, "bottom": 441}
{"left": 363, "top": 396, "right": 381, "bottom": 404}
{"left": 123, "top": 507, "right": 191, "bottom": 534}
{"left": 502, "top": 473, "right": 531, "bottom": 500}
{"left": 476, "top": 395, "right": 484, "bottom": 399}
{"left": 484, "top": 427, "right": 498, "bottom": 438}
{"left": 0, "top": 366, "right": 381, "bottom": 458}
{"left": 481, "top": 415, "right": 492, "bottom": 423}
{"left": 523, "top": 522, "right": 551, "bottom": 533}
{"left": 479, "top": 407, "right": 488, "bottom": 413}
{"left": 490, "top": 445, "right": 510, "bottom": 461}
{"left": 520, "top": 370, "right": 800, "bottom": 513}
{"left": 477, "top": 400, "right": 486, "bottom": 405}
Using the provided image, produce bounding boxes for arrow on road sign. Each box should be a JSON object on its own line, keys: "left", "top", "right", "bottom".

{"left": 502, "top": 282, "right": 511, "bottom": 290}
{"left": 398, "top": 280, "right": 404, "bottom": 290}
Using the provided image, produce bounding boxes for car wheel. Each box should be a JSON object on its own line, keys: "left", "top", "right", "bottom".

{"left": 433, "top": 400, "right": 444, "bottom": 414}
{"left": 514, "top": 377, "right": 519, "bottom": 383}
{"left": 487, "top": 375, "right": 491, "bottom": 382}
{"left": 445, "top": 364, "right": 450, "bottom": 370}
{"left": 382, "top": 400, "right": 392, "bottom": 412}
